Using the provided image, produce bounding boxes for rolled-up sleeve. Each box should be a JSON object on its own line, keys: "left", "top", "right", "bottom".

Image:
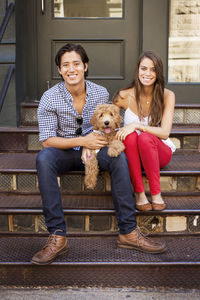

{"left": 37, "top": 93, "right": 58, "bottom": 142}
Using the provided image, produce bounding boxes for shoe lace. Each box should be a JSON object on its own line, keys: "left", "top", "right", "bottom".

{"left": 43, "top": 229, "right": 63, "bottom": 252}
{"left": 135, "top": 226, "right": 152, "bottom": 246}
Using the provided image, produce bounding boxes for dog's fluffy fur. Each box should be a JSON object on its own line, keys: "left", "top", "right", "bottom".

{"left": 84, "top": 104, "right": 125, "bottom": 189}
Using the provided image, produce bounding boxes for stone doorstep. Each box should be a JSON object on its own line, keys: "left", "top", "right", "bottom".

{"left": 0, "top": 213, "right": 200, "bottom": 235}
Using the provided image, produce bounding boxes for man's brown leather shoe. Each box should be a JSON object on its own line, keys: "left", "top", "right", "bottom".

{"left": 117, "top": 227, "right": 166, "bottom": 254}
{"left": 32, "top": 231, "right": 68, "bottom": 265}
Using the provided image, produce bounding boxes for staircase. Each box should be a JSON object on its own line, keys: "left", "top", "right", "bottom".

{"left": 0, "top": 102, "right": 200, "bottom": 288}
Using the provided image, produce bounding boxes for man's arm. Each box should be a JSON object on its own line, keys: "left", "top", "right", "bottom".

{"left": 42, "top": 134, "right": 108, "bottom": 150}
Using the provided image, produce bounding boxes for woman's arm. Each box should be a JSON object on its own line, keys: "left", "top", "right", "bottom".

{"left": 116, "top": 89, "right": 175, "bottom": 141}
{"left": 142, "top": 89, "right": 175, "bottom": 140}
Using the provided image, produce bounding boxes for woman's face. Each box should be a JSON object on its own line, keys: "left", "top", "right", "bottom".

{"left": 138, "top": 57, "right": 157, "bottom": 87}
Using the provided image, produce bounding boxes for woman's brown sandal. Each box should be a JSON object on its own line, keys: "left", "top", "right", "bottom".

{"left": 152, "top": 202, "right": 166, "bottom": 211}
{"left": 136, "top": 202, "right": 152, "bottom": 211}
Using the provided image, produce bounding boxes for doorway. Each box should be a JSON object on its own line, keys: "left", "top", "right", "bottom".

{"left": 35, "top": 0, "right": 140, "bottom": 99}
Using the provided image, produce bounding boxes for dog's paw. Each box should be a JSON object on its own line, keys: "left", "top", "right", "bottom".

{"left": 107, "top": 148, "right": 119, "bottom": 157}
{"left": 85, "top": 181, "right": 96, "bottom": 189}
{"left": 108, "top": 141, "right": 125, "bottom": 157}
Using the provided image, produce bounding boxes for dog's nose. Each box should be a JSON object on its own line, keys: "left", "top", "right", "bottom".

{"left": 104, "top": 120, "right": 110, "bottom": 126}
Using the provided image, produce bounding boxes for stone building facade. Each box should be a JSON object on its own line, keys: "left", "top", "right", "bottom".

{"left": 169, "top": 0, "right": 200, "bottom": 82}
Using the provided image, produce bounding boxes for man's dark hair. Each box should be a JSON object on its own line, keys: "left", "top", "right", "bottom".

{"left": 55, "top": 43, "right": 89, "bottom": 78}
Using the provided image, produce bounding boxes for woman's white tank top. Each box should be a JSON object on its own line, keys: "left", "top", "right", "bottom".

{"left": 124, "top": 108, "right": 176, "bottom": 153}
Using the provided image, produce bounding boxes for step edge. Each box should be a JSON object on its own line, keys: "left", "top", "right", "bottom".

{"left": 0, "top": 208, "right": 200, "bottom": 215}
{"left": 20, "top": 102, "right": 200, "bottom": 108}
{"left": 1, "top": 170, "right": 200, "bottom": 175}
{"left": 0, "top": 261, "right": 200, "bottom": 266}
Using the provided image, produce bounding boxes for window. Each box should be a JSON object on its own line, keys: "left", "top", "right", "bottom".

{"left": 53, "top": 0, "right": 123, "bottom": 18}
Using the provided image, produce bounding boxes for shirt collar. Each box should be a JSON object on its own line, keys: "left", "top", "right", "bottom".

{"left": 85, "top": 80, "right": 93, "bottom": 97}
{"left": 61, "top": 80, "right": 92, "bottom": 101}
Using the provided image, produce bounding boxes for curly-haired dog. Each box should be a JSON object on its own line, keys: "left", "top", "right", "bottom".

{"left": 84, "top": 104, "right": 125, "bottom": 189}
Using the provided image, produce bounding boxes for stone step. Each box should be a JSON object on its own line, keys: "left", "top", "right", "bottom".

{"left": 0, "top": 192, "right": 199, "bottom": 235}
{"left": 20, "top": 102, "right": 200, "bottom": 126}
{"left": 0, "top": 234, "right": 199, "bottom": 289}
{"left": 0, "top": 152, "right": 199, "bottom": 193}
{"left": 0, "top": 125, "right": 199, "bottom": 152}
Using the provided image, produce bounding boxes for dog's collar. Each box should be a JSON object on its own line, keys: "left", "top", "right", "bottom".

{"left": 93, "top": 128, "right": 120, "bottom": 135}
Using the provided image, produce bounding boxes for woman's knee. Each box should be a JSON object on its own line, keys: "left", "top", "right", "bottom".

{"left": 123, "top": 131, "right": 138, "bottom": 148}
{"left": 138, "top": 132, "right": 155, "bottom": 147}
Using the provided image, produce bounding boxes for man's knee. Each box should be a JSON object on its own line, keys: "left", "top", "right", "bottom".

{"left": 36, "top": 147, "right": 56, "bottom": 169}
{"left": 110, "top": 152, "right": 128, "bottom": 169}
{"left": 98, "top": 147, "right": 128, "bottom": 170}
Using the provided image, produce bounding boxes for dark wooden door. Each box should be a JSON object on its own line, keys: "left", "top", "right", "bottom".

{"left": 36, "top": 0, "right": 140, "bottom": 99}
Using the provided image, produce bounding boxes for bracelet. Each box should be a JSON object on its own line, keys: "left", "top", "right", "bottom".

{"left": 142, "top": 125, "right": 147, "bottom": 132}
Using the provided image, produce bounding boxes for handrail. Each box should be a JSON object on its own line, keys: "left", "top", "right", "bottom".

{"left": 0, "top": 2, "right": 15, "bottom": 42}
{"left": 0, "top": 65, "right": 14, "bottom": 112}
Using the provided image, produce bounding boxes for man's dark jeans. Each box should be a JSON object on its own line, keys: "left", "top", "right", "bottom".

{"left": 36, "top": 147, "right": 137, "bottom": 236}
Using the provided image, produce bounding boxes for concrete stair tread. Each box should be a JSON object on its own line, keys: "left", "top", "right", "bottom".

{"left": 0, "top": 235, "right": 199, "bottom": 264}
{"left": 0, "top": 193, "right": 200, "bottom": 214}
{"left": 0, "top": 151, "right": 199, "bottom": 174}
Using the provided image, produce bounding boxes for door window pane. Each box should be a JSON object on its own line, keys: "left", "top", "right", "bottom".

{"left": 53, "top": 0, "right": 123, "bottom": 18}
{"left": 168, "top": 0, "right": 200, "bottom": 83}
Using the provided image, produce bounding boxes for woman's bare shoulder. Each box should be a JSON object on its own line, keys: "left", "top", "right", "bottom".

{"left": 164, "top": 88, "right": 175, "bottom": 99}
{"left": 119, "top": 88, "right": 134, "bottom": 98}
{"left": 164, "top": 88, "right": 175, "bottom": 107}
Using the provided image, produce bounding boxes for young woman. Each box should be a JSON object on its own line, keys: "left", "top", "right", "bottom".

{"left": 114, "top": 50, "right": 176, "bottom": 211}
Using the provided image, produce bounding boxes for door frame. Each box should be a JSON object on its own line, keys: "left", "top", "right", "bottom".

{"left": 16, "top": 0, "right": 198, "bottom": 118}
{"left": 16, "top": 0, "right": 143, "bottom": 104}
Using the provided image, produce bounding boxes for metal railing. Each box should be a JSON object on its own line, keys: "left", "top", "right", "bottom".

{"left": 0, "top": 2, "right": 15, "bottom": 112}
{"left": 0, "top": 2, "right": 15, "bottom": 43}
{"left": 0, "top": 65, "right": 14, "bottom": 112}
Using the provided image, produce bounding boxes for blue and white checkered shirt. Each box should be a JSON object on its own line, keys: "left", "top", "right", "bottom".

{"left": 38, "top": 80, "right": 109, "bottom": 149}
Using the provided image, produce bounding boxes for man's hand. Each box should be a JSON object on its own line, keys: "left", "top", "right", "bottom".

{"left": 82, "top": 132, "right": 108, "bottom": 150}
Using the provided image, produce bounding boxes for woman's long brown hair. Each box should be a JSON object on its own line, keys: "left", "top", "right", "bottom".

{"left": 113, "top": 51, "right": 165, "bottom": 126}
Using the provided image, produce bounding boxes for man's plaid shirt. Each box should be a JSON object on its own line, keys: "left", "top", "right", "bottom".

{"left": 37, "top": 80, "right": 109, "bottom": 149}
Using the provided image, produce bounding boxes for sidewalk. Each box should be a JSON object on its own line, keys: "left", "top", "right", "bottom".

{"left": 0, "top": 287, "right": 200, "bottom": 300}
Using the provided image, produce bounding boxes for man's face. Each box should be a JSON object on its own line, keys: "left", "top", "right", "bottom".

{"left": 58, "top": 51, "right": 88, "bottom": 87}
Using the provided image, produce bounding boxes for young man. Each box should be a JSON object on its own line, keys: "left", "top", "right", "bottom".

{"left": 32, "top": 43, "right": 166, "bottom": 265}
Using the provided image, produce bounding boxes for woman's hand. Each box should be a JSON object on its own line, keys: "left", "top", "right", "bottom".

{"left": 116, "top": 123, "right": 137, "bottom": 141}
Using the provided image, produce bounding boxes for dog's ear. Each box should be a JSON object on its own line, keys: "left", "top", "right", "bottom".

{"left": 111, "top": 104, "right": 120, "bottom": 114}
{"left": 90, "top": 112, "right": 96, "bottom": 127}
{"left": 90, "top": 104, "right": 104, "bottom": 128}
{"left": 112, "top": 104, "right": 122, "bottom": 127}
{"left": 90, "top": 107, "right": 99, "bottom": 129}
